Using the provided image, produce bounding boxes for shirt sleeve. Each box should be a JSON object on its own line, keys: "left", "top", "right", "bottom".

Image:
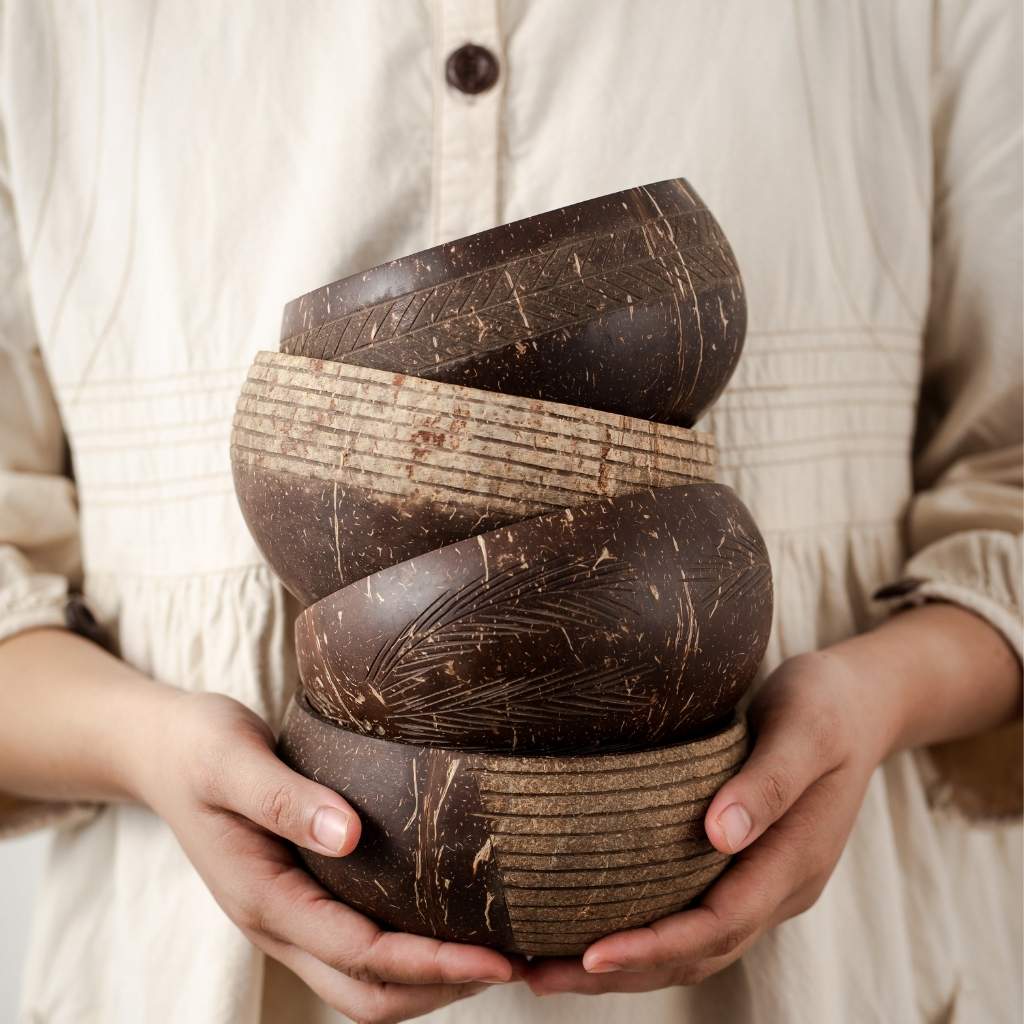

{"left": 0, "top": 120, "right": 97, "bottom": 838}
{"left": 0, "top": 119, "right": 81, "bottom": 641}
{"left": 874, "top": 0, "right": 1022, "bottom": 818}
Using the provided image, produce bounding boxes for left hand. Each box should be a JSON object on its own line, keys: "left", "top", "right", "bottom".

{"left": 525, "top": 645, "right": 894, "bottom": 995}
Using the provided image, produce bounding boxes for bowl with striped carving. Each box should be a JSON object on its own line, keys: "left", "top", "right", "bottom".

{"left": 230, "top": 350, "right": 716, "bottom": 606}
{"left": 278, "top": 178, "right": 746, "bottom": 427}
{"left": 296, "top": 483, "right": 772, "bottom": 753}
{"left": 278, "top": 694, "right": 748, "bottom": 956}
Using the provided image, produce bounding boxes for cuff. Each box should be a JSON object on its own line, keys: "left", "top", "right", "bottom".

{"left": 873, "top": 529, "right": 1023, "bottom": 820}
{"left": 0, "top": 793, "right": 98, "bottom": 841}
{"left": 0, "top": 572, "right": 70, "bottom": 645}
{"left": 0, "top": 576, "right": 106, "bottom": 840}
{"left": 873, "top": 529, "right": 1024, "bottom": 661}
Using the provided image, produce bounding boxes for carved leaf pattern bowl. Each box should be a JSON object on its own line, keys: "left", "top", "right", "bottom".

{"left": 296, "top": 483, "right": 772, "bottom": 752}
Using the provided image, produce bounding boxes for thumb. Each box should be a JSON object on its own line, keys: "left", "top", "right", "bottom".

{"left": 212, "top": 730, "right": 362, "bottom": 858}
{"left": 704, "top": 701, "right": 838, "bottom": 855}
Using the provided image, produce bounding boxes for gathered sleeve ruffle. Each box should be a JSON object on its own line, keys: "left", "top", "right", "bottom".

{"left": 0, "top": 121, "right": 96, "bottom": 839}
{"left": 874, "top": 0, "right": 1022, "bottom": 818}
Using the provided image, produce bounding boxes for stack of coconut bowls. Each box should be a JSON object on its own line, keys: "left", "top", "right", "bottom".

{"left": 230, "top": 179, "right": 772, "bottom": 957}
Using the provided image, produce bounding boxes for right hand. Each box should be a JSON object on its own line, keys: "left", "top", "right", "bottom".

{"left": 134, "top": 691, "right": 516, "bottom": 1023}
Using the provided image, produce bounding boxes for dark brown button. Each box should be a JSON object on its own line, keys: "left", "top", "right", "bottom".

{"left": 445, "top": 44, "right": 500, "bottom": 95}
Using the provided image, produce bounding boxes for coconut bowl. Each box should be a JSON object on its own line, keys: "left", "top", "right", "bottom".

{"left": 296, "top": 483, "right": 772, "bottom": 753}
{"left": 230, "top": 351, "right": 715, "bottom": 605}
{"left": 279, "top": 695, "right": 747, "bottom": 956}
{"left": 279, "top": 179, "right": 746, "bottom": 427}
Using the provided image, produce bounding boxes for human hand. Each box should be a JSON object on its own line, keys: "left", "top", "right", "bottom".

{"left": 136, "top": 692, "right": 516, "bottom": 1023}
{"left": 4, "top": 609, "right": 1010, "bottom": 1011}
{"left": 526, "top": 645, "right": 893, "bottom": 995}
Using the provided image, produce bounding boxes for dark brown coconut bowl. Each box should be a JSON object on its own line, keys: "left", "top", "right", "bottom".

{"left": 296, "top": 483, "right": 772, "bottom": 753}
{"left": 279, "top": 695, "right": 747, "bottom": 956}
{"left": 230, "top": 351, "right": 716, "bottom": 606}
{"left": 279, "top": 179, "right": 746, "bottom": 427}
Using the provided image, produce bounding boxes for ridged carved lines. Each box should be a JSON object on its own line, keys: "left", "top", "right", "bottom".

{"left": 474, "top": 720, "right": 747, "bottom": 954}
{"left": 230, "top": 354, "right": 717, "bottom": 510}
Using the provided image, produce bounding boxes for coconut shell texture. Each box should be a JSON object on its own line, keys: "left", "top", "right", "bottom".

{"left": 280, "top": 696, "right": 748, "bottom": 957}
{"left": 296, "top": 484, "right": 771, "bottom": 753}
{"left": 231, "top": 351, "right": 716, "bottom": 606}
{"left": 226, "top": 178, "right": 770, "bottom": 954}
{"left": 279, "top": 179, "right": 746, "bottom": 427}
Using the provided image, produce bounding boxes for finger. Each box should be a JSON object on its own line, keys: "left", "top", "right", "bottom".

{"left": 206, "top": 729, "right": 362, "bottom": 857}
{"left": 249, "top": 859, "right": 515, "bottom": 986}
{"left": 527, "top": 951, "right": 745, "bottom": 995}
{"left": 526, "top": 958, "right": 677, "bottom": 996}
{"left": 257, "top": 932, "right": 493, "bottom": 1023}
{"left": 703, "top": 691, "right": 842, "bottom": 853}
{"left": 583, "top": 776, "right": 845, "bottom": 975}
{"left": 582, "top": 816, "right": 800, "bottom": 973}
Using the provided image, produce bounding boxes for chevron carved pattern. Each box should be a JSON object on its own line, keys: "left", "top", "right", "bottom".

{"left": 283, "top": 209, "right": 739, "bottom": 368}
{"left": 680, "top": 528, "right": 772, "bottom": 616}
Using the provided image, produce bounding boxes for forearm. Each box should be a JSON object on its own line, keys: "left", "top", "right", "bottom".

{"left": 1, "top": 603, "right": 1017, "bottom": 805}
{"left": 0, "top": 628, "right": 181, "bottom": 804}
{"left": 828, "top": 602, "right": 1022, "bottom": 759}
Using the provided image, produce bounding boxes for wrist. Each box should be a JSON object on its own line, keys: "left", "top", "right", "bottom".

{"left": 817, "top": 633, "right": 917, "bottom": 765}
{"left": 0, "top": 628, "right": 189, "bottom": 806}
{"left": 825, "top": 602, "right": 1021, "bottom": 760}
{"left": 112, "top": 683, "right": 196, "bottom": 811}
{"left": 783, "top": 645, "right": 907, "bottom": 770}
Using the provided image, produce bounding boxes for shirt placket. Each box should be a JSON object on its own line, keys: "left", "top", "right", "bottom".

{"left": 431, "top": 0, "right": 505, "bottom": 244}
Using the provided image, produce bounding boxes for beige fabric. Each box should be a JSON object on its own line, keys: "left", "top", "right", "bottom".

{"left": 0, "top": 1, "right": 1020, "bottom": 1021}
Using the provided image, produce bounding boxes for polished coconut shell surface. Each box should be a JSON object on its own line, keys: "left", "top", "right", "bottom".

{"left": 231, "top": 351, "right": 715, "bottom": 606}
{"left": 279, "top": 695, "right": 747, "bottom": 956}
{"left": 296, "top": 483, "right": 772, "bottom": 753}
{"left": 279, "top": 179, "right": 746, "bottom": 427}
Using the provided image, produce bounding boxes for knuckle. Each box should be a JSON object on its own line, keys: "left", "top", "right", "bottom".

{"left": 677, "top": 962, "right": 713, "bottom": 986}
{"left": 343, "top": 963, "right": 381, "bottom": 985}
{"left": 345, "top": 930, "right": 388, "bottom": 983}
{"left": 792, "top": 875, "right": 828, "bottom": 915}
{"left": 350, "top": 986, "right": 398, "bottom": 1024}
{"left": 330, "top": 940, "right": 378, "bottom": 984}
{"left": 706, "top": 919, "right": 753, "bottom": 959}
{"left": 757, "top": 768, "right": 790, "bottom": 819}
{"left": 806, "top": 700, "right": 842, "bottom": 763}
{"left": 258, "top": 783, "right": 298, "bottom": 832}
{"left": 230, "top": 888, "right": 268, "bottom": 936}
{"left": 789, "top": 890, "right": 817, "bottom": 917}
{"left": 192, "top": 729, "right": 232, "bottom": 803}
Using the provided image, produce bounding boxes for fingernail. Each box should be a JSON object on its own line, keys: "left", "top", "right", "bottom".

{"left": 312, "top": 807, "right": 349, "bottom": 853}
{"left": 717, "top": 803, "right": 752, "bottom": 852}
{"left": 456, "top": 970, "right": 509, "bottom": 984}
{"left": 452, "top": 963, "right": 512, "bottom": 984}
{"left": 583, "top": 959, "right": 622, "bottom": 974}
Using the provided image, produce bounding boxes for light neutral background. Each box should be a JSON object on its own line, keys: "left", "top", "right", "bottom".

{"left": 1, "top": 833, "right": 47, "bottom": 1021}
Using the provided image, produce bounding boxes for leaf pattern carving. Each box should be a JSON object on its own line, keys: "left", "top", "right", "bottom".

{"left": 364, "top": 553, "right": 639, "bottom": 699}
{"left": 380, "top": 662, "right": 661, "bottom": 747}
{"left": 679, "top": 526, "right": 771, "bottom": 615}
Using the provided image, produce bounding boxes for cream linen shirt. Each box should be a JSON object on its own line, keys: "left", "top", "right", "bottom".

{"left": 1, "top": 2, "right": 1021, "bottom": 1022}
